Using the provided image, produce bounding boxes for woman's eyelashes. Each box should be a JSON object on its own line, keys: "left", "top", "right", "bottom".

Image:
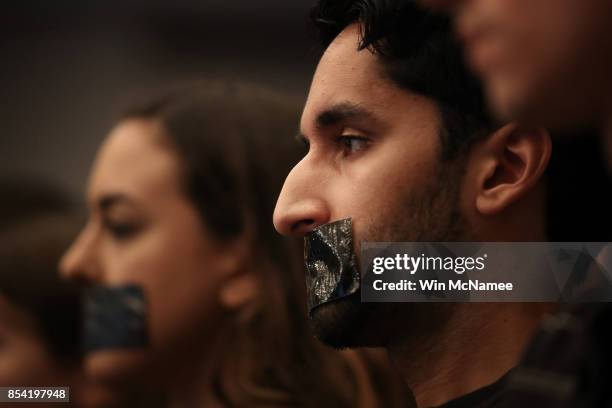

{"left": 103, "top": 218, "right": 142, "bottom": 240}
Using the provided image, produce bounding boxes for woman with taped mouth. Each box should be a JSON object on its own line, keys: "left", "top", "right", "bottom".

{"left": 60, "top": 82, "right": 411, "bottom": 407}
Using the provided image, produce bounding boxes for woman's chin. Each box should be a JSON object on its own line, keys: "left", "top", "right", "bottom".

{"left": 85, "top": 349, "right": 150, "bottom": 385}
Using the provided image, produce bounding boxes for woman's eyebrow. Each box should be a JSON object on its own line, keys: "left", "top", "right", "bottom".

{"left": 97, "top": 193, "right": 137, "bottom": 211}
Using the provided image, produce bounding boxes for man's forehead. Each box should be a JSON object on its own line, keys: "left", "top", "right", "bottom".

{"left": 311, "top": 24, "right": 386, "bottom": 96}
{"left": 302, "top": 24, "right": 422, "bottom": 133}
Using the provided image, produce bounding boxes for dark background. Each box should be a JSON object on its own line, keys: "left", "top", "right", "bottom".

{"left": 0, "top": 0, "right": 316, "bottom": 198}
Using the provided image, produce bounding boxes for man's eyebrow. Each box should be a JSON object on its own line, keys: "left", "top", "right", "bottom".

{"left": 297, "top": 102, "right": 380, "bottom": 143}
{"left": 315, "top": 102, "right": 379, "bottom": 129}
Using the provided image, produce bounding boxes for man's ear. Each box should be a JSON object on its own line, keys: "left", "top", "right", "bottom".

{"left": 469, "top": 123, "right": 551, "bottom": 215}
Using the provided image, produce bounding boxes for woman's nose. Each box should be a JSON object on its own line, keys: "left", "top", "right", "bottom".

{"left": 59, "top": 225, "right": 102, "bottom": 285}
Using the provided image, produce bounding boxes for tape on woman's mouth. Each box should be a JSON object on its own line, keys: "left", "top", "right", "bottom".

{"left": 82, "top": 285, "right": 148, "bottom": 353}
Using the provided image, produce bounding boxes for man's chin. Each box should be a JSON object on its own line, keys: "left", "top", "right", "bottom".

{"left": 309, "top": 292, "right": 389, "bottom": 348}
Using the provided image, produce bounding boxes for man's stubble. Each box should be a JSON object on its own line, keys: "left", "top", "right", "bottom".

{"left": 309, "top": 157, "right": 474, "bottom": 349}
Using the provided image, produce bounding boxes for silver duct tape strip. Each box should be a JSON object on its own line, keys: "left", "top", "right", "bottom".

{"left": 304, "top": 218, "right": 360, "bottom": 314}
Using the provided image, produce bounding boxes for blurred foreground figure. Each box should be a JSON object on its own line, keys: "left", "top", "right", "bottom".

{"left": 416, "top": 1, "right": 612, "bottom": 407}
{"left": 61, "top": 82, "right": 411, "bottom": 407}
{"left": 421, "top": 0, "right": 612, "bottom": 163}
{"left": 0, "top": 179, "right": 118, "bottom": 407}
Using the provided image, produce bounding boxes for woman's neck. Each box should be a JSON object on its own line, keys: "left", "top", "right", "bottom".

{"left": 166, "top": 322, "right": 234, "bottom": 408}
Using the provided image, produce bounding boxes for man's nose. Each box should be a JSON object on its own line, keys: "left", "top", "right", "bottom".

{"left": 59, "top": 225, "right": 102, "bottom": 285}
{"left": 273, "top": 159, "right": 331, "bottom": 237}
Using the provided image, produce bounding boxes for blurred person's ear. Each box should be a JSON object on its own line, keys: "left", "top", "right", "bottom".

{"left": 219, "top": 272, "right": 259, "bottom": 311}
{"left": 215, "top": 236, "right": 259, "bottom": 311}
{"left": 465, "top": 123, "right": 551, "bottom": 215}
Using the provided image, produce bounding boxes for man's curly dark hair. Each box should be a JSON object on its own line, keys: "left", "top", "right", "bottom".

{"left": 311, "top": 0, "right": 495, "bottom": 159}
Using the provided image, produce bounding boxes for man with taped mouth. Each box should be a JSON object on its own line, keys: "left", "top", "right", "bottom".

{"left": 273, "top": 1, "right": 560, "bottom": 407}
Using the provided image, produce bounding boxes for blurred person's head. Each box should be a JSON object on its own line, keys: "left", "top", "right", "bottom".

{"left": 274, "top": 0, "right": 552, "bottom": 349}
{"left": 0, "top": 179, "right": 129, "bottom": 407}
{"left": 61, "top": 82, "right": 410, "bottom": 407}
{"left": 0, "top": 179, "right": 81, "bottom": 387}
{"left": 421, "top": 0, "right": 612, "bottom": 131}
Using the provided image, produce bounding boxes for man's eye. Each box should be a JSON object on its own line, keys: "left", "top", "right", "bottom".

{"left": 338, "top": 135, "right": 369, "bottom": 155}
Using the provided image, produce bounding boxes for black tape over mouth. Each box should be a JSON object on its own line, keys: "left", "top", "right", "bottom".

{"left": 82, "top": 285, "right": 148, "bottom": 353}
{"left": 304, "top": 218, "right": 360, "bottom": 315}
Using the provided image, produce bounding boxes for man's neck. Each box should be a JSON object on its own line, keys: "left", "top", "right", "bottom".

{"left": 386, "top": 303, "right": 553, "bottom": 407}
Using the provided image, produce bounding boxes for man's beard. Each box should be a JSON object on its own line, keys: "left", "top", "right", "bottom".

{"left": 310, "top": 160, "right": 472, "bottom": 348}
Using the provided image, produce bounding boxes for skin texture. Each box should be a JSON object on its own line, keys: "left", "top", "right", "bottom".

{"left": 421, "top": 0, "right": 612, "bottom": 130}
{"left": 60, "top": 119, "right": 245, "bottom": 393}
{"left": 275, "top": 24, "right": 446, "bottom": 240}
{"left": 274, "top": 23, "right": 554, "bottom": 407}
